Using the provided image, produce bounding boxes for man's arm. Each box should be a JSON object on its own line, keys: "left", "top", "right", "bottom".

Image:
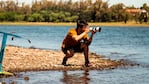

{"left": 85, "top": 31, "right": 96, "bottom": 45}
{"left": 72, "top": 28, "right": 90, "bottom": 41}
{"left": 72, "top": 32, "right": 88, "bottom": 41}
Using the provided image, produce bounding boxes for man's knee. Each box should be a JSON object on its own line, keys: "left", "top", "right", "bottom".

{"left": 65, "top": 49, "right": 74, "bottom": 58}
{"left": 81, "top": 43, "right": 89, "bottom": 50}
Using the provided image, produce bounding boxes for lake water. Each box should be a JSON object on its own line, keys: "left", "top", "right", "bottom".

{"left": 0, "top": 25, "right": 149, "bottom": 84}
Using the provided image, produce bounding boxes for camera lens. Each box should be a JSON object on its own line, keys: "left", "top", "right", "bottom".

{"left": 89, "top": 27, "right": 101, "bottom": 32}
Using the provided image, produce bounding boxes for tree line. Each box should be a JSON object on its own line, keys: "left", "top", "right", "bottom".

{"left": 0, "top": 0, "right": 148, "bottom": 23}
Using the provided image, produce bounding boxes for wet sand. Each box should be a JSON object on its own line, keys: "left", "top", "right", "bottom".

{"left": 3, "top": 45, "right": 136, "bottom": 73}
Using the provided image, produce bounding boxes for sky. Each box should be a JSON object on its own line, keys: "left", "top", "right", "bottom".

{"left": 0, "top": 0, "right": 149, "bottom": 8}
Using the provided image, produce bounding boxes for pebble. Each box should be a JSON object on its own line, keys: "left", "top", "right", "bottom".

{"left": 24, "top": 76, "right": 30, "bottom": 81}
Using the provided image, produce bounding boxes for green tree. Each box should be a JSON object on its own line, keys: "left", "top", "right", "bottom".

{"left": 0, "top": 13, "right": 5, "bottom": 21}
{"left": 5, "top": 12, "right": 16, "bottom": 21}
{"left": 0, "top": 0, "right": 147, "bottom": 22}
{"left": 142, "top": 3, "right": 149, "bottom": 12}
{"left": 100, "top": 12, "right": 111, "bottom": 22}
{"left": 32, "top": 1, "right": 42, "bottom": 13}
{"left": 110, "top": 3, "right": 125, "bottom": 22}
{"left": 15, "top": 14, "right": 25, "bottom": 21}
{"left": 28, "top": 13, "right": 44, "bottom": 22}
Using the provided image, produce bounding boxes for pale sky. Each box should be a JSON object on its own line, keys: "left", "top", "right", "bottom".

{"left": 0, "top": 0, "right": 149, "bottom": 8}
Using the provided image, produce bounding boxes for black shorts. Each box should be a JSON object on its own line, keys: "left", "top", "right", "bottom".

{"left": 62, "top": 44, "right": 83, "bottom": 54}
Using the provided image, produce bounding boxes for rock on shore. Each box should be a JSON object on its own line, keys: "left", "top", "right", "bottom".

{"left": 2, "top": 46, "right": 133, "bottom": 72}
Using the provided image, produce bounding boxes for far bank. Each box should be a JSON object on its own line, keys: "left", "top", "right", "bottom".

{"left": 0, "top": 22, "right": 149, "bottom": 27}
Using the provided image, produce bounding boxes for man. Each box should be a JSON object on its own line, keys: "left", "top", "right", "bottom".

{"left": 61, "top": 20, "right": 97, "bottom": 67}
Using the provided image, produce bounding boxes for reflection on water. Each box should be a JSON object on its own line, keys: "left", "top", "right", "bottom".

{"left": 61, "top": 70, "right": 90, "bottom": 84}
{"left": 0, "top": 71, "right": 91, "bottom": 84}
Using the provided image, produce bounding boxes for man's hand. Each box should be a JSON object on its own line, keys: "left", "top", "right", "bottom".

{"left": 91, "top": 30, "right": 97, "bottom": 35}
{"left": 84, "top": 27, "right": 90, "bottom": 33}
{"left": 87, "top": 29, "right": 97, "bottom": 45}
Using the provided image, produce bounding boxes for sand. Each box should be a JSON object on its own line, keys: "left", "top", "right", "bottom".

{"left": 1, "top": 45, "right": 137, "bottom": 73}
{"left": 0, "top": 22, "right": 149, "bottom": 27}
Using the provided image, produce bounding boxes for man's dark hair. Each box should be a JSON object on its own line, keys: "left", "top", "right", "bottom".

{"left": 77, "top": 20, "right": 88, "bottom": 28}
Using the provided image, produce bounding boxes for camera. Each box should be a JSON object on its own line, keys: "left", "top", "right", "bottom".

{"left": 89, "top": 27, "right": 101, "bottom": 32}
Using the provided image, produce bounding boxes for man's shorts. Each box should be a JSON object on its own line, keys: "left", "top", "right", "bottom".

{"left": 62, "top": 44, "right": 83, "bottom": 54}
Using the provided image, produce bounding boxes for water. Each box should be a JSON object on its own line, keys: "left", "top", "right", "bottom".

{"left": 0, "top": 25, "right": 149, "bottom": 84}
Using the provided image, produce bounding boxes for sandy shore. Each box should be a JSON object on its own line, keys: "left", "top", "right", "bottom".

{"left": 0, "top": 22, "right": 149, "bottom": 27}
{"left": 2, "top": 45, "right": 137, "bottom": 73}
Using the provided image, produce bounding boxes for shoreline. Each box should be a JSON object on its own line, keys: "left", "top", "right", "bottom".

{"left": 0, "top": 22, "right": 149, "bottom": 27}
{"left": 2, "top": 45, "right": 137, "bottom": 73}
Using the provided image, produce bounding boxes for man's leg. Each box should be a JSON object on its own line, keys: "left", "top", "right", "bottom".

{"left": 62, "top": 57, "right": 68, "bottom": 65}
{"left": 81, "top": 43, "right": 90, "bottom": 67}
{"left": 62, "top": 49, "right": 74, "bottom": 65}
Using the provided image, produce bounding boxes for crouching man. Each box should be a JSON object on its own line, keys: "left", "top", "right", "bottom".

{"left": 61, "top": 20, "right": 97, "bottom": 67}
